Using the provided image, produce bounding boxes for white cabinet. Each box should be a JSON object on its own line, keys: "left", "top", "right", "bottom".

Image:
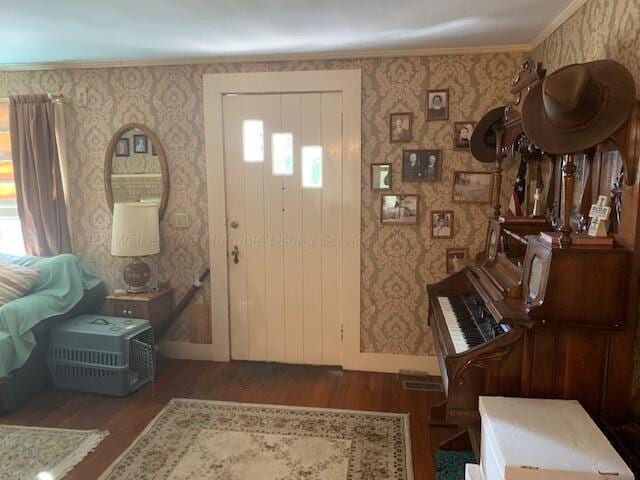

{"left": 468, "top": 396, "right": 633, "bottom": 480}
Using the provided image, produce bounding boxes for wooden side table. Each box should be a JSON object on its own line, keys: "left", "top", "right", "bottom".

{"left": 102, "top": 288, "right": 174, "bottom": 328}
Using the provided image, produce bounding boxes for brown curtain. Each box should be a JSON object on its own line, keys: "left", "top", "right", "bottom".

{"left": 9, "top": 94, "right": 71, "bottom": 256}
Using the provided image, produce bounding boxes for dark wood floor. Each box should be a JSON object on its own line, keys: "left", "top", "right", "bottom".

{"left": 1, "top": 359, "right": 456, "bottom": 479}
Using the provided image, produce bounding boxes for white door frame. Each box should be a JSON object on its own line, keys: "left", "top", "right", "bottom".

{"left": 203, "top": 70, "right": 360, "bottom": 368}
{"left": 203, "top": 69, "right": 437, "bottom": 374}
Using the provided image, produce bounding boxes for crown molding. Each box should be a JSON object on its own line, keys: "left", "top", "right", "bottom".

{"left": 0, "top": 44, "right": 531, "bottom": 72}
{"left": 530, "top": 0, "right": 590, "bottom": 50}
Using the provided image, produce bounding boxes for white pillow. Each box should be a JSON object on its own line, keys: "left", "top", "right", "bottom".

{"left": 0, "top": 261, "right": 40, "bottom": 306}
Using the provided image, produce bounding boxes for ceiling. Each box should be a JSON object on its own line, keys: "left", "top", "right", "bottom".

{"left": 1, "top": 0, "right": 576, "bottom": 66}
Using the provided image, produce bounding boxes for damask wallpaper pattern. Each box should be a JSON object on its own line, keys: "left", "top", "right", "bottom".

{"left": 533, "top": 0, "right": 640, "bottom": 413}
{"left": 0, "top": 53, "right": 523, "bottom": 356}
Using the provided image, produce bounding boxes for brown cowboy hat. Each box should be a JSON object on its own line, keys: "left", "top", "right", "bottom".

{"left": 470, "top": 106, "right": 505, "bottom": 163}
{"left": 522, "top": 60, "right": 636, "bottom": 154}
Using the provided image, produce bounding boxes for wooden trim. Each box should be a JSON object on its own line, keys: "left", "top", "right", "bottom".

{"left": 158, "top": 340, "right": 217, "bottom": 361}
{"left": 0, "top": 44, "right": 532, "bottom": 72}
{"left": 425, "top": 89, "right": 449, "bottom": 122}
{"left": 452, "top": 170, "right": 494, "bottom": 204}
{"left": 530, "top": 0, "right": 591, "bottom": 50}
{"left": 430, "top": 210, "right": 454, "bottom": 239}
{"left": 389, "top": 112, "right": 413, "bottom": 143}
{"left": 343, "top": 352, "right": 440, "bottom": 375}
{"left": 104, "top": 122, "right": 170, "bottom": 220}
{"left": 371, "top": 163, "right": 392, "bottom": 191}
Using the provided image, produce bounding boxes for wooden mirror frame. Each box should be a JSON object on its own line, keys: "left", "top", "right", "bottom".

{"left": 104, "top": 123, "right": 169, "bottom": 220}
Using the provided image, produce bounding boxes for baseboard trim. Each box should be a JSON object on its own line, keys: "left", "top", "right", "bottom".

{"left": 159, "top": 340, "right": 217, "bottom": 361}
{"left": 343, "top": 352, "right": 440, "bottom": 375}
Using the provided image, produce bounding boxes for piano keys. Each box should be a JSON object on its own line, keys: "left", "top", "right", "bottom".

{"left": 428, "top": 234, "right": 635, "bottom": 428}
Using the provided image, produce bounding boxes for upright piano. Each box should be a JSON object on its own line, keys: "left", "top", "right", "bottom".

{"left": 428, "top": 59, "right": 640, "bottom": 432}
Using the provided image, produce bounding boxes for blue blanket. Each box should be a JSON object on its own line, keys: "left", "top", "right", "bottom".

{"left": 0, "top": 254, "right": 102, "bottom": 377}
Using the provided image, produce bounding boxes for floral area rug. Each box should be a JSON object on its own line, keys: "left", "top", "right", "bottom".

{"left": 100, "top": 399, "right": 413, "bottom": 479}
{"left": 0, "top": 425, "right": 108, "bottom": 479}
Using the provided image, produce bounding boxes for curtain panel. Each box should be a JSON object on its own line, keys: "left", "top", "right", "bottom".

{"left": 9, "top": 94, "right": 71, "bottom": 256}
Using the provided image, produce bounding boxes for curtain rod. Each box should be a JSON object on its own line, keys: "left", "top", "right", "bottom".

{"left": 0, "top": 93, "right": 64, "bottom": 104}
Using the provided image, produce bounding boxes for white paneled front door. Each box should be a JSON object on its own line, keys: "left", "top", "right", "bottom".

{"left": 222, "top": 92, "right": 342, "bottom": 365}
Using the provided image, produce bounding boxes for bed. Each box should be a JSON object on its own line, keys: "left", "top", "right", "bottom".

{"left": 0, "top": 253, "right": 106, "bottom": 413}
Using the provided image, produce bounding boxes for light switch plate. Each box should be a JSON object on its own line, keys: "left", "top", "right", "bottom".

{"left": 172, "top": 213, "right": 191, "bottom": 229}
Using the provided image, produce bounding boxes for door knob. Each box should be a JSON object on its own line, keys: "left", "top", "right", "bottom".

{"left": 231, "top": 246, "right": 240, "bottom": 264}
{"left": 230, "top": 221, "right": 239, "bottom": 229}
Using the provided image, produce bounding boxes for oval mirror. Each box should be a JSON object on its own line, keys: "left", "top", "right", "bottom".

{"left": 104, "top": 123, "right": 169, "bottom": 220}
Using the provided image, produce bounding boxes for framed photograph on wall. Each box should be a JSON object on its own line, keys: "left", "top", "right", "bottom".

{"left": 431, "top": 210, "right": 454, "bottom": 239}
{"left": 402, "top": 149, "right": 442, "bottom": 182}
{"left": 381, "top": 194, "right": 419, "bottom": 225}
{"left": 426, "top": 89, "right": 449, "bottom": 121}
{"left": 452, "top": 171, "right": 493, "bottom": 204}
{"left": 133, "top": 134, "right": 148, "bottom": 154}
{"left": 453, "top": 121, "right": 475, "bottom": 150}
{"left": 389, "top": 112, "right": 412, "bottom": 143}
{"left": 371, "top": 163, "right": 392, "bottom": 190}
{"left": 446, "top": 247, "right": 469, "bottom": 273}
{"left": 115, "top": 138, "right": 130, "bottom": 157}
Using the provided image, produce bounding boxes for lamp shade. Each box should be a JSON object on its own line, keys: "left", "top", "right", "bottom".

{"left": 111, "top": 203, "right": 160, "bottom": 257}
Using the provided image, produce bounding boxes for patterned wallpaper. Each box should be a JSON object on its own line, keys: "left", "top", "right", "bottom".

{"left": 533, "top": 0, "right": 640, "bottom": 414}
{"left": 0, "top": 53, "right": 523, "bottom": 356}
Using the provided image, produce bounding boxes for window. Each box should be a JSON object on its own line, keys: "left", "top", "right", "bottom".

{"left": 302, "top": 146, "right": 322, "bottom": 188}
{"left": 0, "top": 104, "right": 25, "bottom": 255}
{"left": 242, "top": 119, "right": 264, "bottom": 162}
{"left": 272, "top": 133, "right": 293, "bottom": 176}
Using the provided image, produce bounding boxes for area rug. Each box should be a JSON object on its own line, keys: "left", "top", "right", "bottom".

{"left": 100, "top": 398, "right": 413, "bottom": 479}
{"left": 434, "top": 450, "right": 476, "bottom": 480}
{"left": 0, "top": 425, "right": 108, "bottom": 480}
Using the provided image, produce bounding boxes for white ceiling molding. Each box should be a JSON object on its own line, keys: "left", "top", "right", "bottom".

{"left": 0, "top": 44, "right": 532, "bottom": 72}
{"left": 530, "top": 0, "right": 590, "bottom": 50}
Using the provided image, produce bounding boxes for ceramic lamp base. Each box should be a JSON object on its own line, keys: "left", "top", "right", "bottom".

{"left": 123, "top": 257, "right": 151, "bottom": 293}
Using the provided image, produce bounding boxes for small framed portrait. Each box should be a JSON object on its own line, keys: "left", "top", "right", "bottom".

{"left": 454, "top": 122, "right": 476, "bottom": 150}
{"left": 452, "top": 171, "right": 493, "bottom": 204}
{"left": 133, "top": 134, "right": 148, "bottom": 154}
{"left": 402, "top": 149, "right": 442, "bottom": 182}
{"left": 426, "top": 89, "right": 449, "bottom": 121}
{"left": 381, "top": 194, "right": 419, "bottom": 225}
{"left": 446, "top": 247, "right": 469, "bottom": 274}
{"left": 431, "top": 210, "right": 454, "bottom": 239}
{"left": 371, "top": 163, "right": 392, "bottom": 190}
{"left": 389, "top": 112, "right": 412, "bottom": 143}
{"left": 115, "top": 138, "right": 130, "bottom": 157}
{"left": 151, "top": 143, "right": 157, "bottom": 156}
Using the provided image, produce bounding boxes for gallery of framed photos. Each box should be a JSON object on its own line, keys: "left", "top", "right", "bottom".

{"left": 376, "top": 87, "right": 492, "bottom": 272}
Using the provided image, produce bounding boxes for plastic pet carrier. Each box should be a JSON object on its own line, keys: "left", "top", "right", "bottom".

{"left": 47, "top": 314, "right": 154, "bottom": 396}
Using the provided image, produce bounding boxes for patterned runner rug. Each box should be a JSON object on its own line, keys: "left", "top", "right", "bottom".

{"left": 0, "top": 425, "right": 108, "bottom": 480}
{"left": 100, "top": 399, "right": 413, "bottom": 479}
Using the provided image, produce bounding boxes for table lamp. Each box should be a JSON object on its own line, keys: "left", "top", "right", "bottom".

{"left": 111, "top": 203, "right": 160, "bottom": 293}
